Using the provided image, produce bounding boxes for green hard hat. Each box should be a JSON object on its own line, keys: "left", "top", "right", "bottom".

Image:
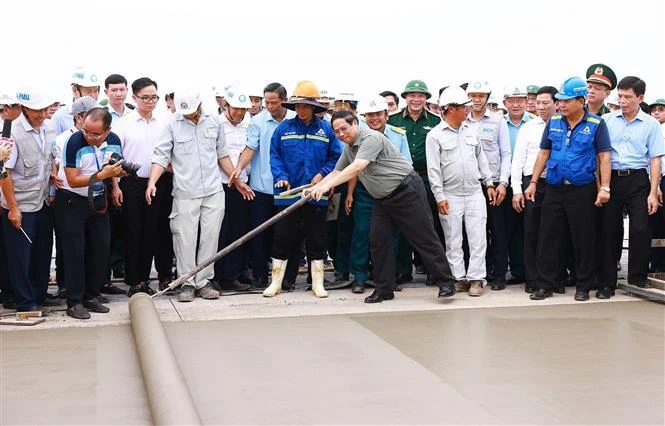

{"left": 649, "top": 98, "right": 665, "bottom": 108}
{"left": 401, "top": 80, "right": 432, "bottom": 99}
{"left": 526, "top": 84, "right": 540, "bottom": 94}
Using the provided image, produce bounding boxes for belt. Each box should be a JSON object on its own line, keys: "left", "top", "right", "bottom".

{"left": 612, "top": 169, "right": 645, "bottom": 177}
{"left": 414, "top": 169, "right": 427, "bottom": 177}
{"left": 382, "top": 171, "right": 417, "bottom": 200}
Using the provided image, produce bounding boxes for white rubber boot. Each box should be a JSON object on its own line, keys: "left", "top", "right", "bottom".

{"left": 263, "top": 258, "right": 287, "bottom": 297}
{"left": 311, "top": 260, "right": 328, "bottom": 298}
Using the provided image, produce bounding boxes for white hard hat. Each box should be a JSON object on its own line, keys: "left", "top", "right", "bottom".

{"left": 438, "top": 86, "right": 472, "bottom": 107}
{"left": 174, "top": 89, "right": 202, "bottom": 115}
{"left": 336, "top": 91, "right": 358, "bottom": 102}
{"left": 503, "top": 85, "right": 528, "bottom": 98}
{"left": 71, "top": 67, "right": 101, "bottom": 87}
{"left": 607, "top": 90, "right": 619, "bottom": 107}
{"left": 225, "top": 86, "right": 252, "bottom": 108}
{"left": 466, "top": 80, "right": 492, "bottom": 94}
{"left": 0, "top": 89, "right": 19, "bottom": 106}
{"left": 359, "top": 95, "right": 389, "bottom": 114}
{"left": 248, "top": 86, "right": 264, "bottom": 98}
{"left": 214, "top": 85, "right": 226, "bottom": 97}
{"left": 318, "top": 89, "right": 334, "bottom": 103}
{"left": 16, "top": 88, "right": 58, "bottom": 110}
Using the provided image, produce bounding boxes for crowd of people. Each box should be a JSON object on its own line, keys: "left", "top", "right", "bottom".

{"left": 0, "top": 63, "right": 663, "bottom": 320}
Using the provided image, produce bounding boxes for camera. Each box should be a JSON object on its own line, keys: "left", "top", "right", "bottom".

{"left": 108, "top": 152, "right": 141, "bottom": 175}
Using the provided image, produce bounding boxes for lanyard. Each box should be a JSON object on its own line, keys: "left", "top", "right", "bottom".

{"left": 93, "top": 146, "right": 105, "bottom": 171}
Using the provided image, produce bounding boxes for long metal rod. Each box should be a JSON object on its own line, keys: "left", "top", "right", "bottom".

{"left": 152, "top": 195, "right": 311, "bottom": 298}
{"left": 275, "top": 183, "right": 312, "bottom": 197}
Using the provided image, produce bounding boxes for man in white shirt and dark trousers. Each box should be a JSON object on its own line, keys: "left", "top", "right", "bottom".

{"left": 510, "top": 86, "right": 559, "bottom": 294}
{"left": 114, "top": 77, "right": 172, "bottom": 296}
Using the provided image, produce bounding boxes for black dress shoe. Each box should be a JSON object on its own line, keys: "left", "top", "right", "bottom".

{"left": 491, "top": 281, "right": 506, "bottom": 291}
{"left": 97, "top": 294, "right": 110, "bottom": 304}
{"left": 127, "top": 284, "right": 151, "bottom": 297}
{"left": 393, "top": 283, "right": 403, "bottom": 292}
{"left": 249, "top": 277, "right": 269, "bottom": 290}
{"left": 101, "top": 283, "right": 125, "bottom": 295}
{"left": 40, "top": 297, "right": 63, "bottom": 307}
{"left": 524, "top": 284, "right": 535, "bottom": 293}
{"left": 351, "top": 280, "right": 366, "bottom": 294}
{"left": 632, "top": 281, "right": 651, "bottom": 289}
{"left": 237, "top": 273, "right": 252, "bottom": 285}
{"left": 553, "top": 286, "right": 565, "bottom": 294}
{"left": 334, "top": 271, "right": 349, "bottom": 282}
{"left": 364, "top": 290, "right": 394, "bottom": 303}
{"left": 425, "top": 275, "right": 435, "bottom": 286}
{"left": 395, "top": 273, "right": 413, "bottom": 284}
{"left": 438, "top": 284, "right": 455, "bottom": 298}
{"left": 596, "top": 286, "right": 615, "bottom": 299}
{"left": 414, "top": 265, "right": 426, "bottom": 275}
{"left": 530, "top": 289, "right": 553, "bottom": 300}
{"left": 66, "top": 303, "right": 91, "bottom": 320}
{"left": 506, "top": 276, "right": 525, "bottom": 285}
{"left": 158, "top": 277, "right": 173, "bottom": 291}
{"left": 574, "top": 291, "right": 590, "bottom": 301}
{"left": 221, "top": 280, "right": 251, "bottom": 291}
{"left": 83, "top": 298, "right": 110, "bottom": 313}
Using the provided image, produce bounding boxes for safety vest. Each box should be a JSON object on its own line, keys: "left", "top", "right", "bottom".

{"left": 545, "top": 113, "right": 601, "bottom": 186}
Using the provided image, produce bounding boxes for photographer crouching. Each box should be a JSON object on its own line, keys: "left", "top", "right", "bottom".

{"left": 60, "top": 107, "right": 128, "bottom": 319}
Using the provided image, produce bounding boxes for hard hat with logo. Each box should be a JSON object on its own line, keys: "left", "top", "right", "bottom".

{"left": 225, "top": 87, "right": 252, "bottom": 108}
{"left": 555, "top": 77, "right": 588, "bottom": 100}
{"left": 503, "top": 86, "right": 528, "bottom": 99}
{"left": 401, "top": 80, "right": 432, "bottom": 99}
{"left": 438, "top": 86, "right": 472, "bottom": 108}
{"left": 526, "top": 84, "right": 540, "bottom": 94}
{"left": 282, "top": 80, "right": 326, "bottom": 113}
{"left": 586, "top": 63, "right": 617, "bottom": 90}
{"left": 71, "top": 67, "right": 100, "bottom": 87}
{"left": 0, "top": 89, "right": 19, "bottom": 106}
{"left": 317, "top": 89, "right": 334, "bottom": 104}
{"left": 466, "top": 80, "right": 492, "bottom": 94}
{"left": 359, "top": 96, "right": 389, "bottom": 114}
{"left": 16, "top": 88, "right": 58, "bottom": 110}
{"left": 174, "top": 89, "right": 202, "bottom": 115}
{"left": 649, "top": 98, "right": 665, "bottom": 108}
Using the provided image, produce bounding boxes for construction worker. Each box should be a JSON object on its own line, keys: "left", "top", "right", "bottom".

{"left": 525, "top": 84, "right": 540, "bottom": 114}
{"left": 585, "top": 63, "right": 617, "bottom": 116}
{"left": 147, "top": 89, "right": 239, "bottom": 303}
{"left": 1, "top": 89, "right": 58, "bottom": 312}
{"left": 212, "top": 87, "right": 255, "bottom": 292}
{"left": 52, "top": 67, "right": 101, "bottom": 135}
{"left": 231, "top": 83, "right": 296, "bottom": 288}
{"left": 598, "top": 76, "right": 664, "bottom": 296}
{"left": 427, "top": 87, "right": 495, "bottom": 297}
{"left": 261, "top": 80, "right": 342, "bottom": 299}
{"left": 465, "top": 80, "right": 512, "bottom": 289}
{"left": 316, "top": 89, "right": 334, "bottom": 121}
{"left": 525, "top": 77, "right": 611, "bottom": 302}
{"left": 510, "top": 86, "right": 559, "bottom": 294}
{"left": 388, "top": 79, "right": 442, "bottom": 284}
{"left": 305, "top": 110, "right": 456, "bottom": 303}
{"left": 343, "top": 96, "right": 411, "bottom": 293}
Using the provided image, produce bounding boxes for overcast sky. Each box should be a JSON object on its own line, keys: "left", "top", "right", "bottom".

{"left": 4, "top": 0, "right": 664, "bottom": 109}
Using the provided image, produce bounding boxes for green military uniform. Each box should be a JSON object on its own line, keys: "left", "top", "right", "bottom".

{"left": 387, "top": 80, "right": 444, "bottom": 277}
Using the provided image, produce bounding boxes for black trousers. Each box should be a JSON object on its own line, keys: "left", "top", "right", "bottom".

{"left": 56, "top": 190, "right": 109, "bottom": 304}
{"left": 154, "top": 173, "right": 175, "bottom": 279}
{"left": 214, "top": 184, "right": 250, "bottom": 283}
{"left": 121, "top": 174, "right": 173, "bottom": 286}
{"left": 536, "top": 183, "right": 597, "bottom": 292}
{"left": 371, "top": 172, "right": 454, "bottom": 294}
{"left": 249, "top": 191, "right": 275, "bottom": 282}
{"left": 522, "top": 176, "right": 546, "bottom": 286}
{"left": 272, "top": 203, "right": 327, "bottom": 261}
{"left": 485, "top": 183, "right": 509, "bottom": 280}
{"left": 598, "top": 170, "right": 651, "bottom": 287}
{"left": 649, "top": 178, "right": 665, "bottom": 271}
{"left": 0, "top": 209, "right": 12, "bottom": 301}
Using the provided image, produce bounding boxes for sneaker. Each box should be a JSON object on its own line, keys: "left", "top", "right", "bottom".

{"left": 468, "top": 280, "right": 483, "bottom": 297}
{"left": 197, "top": 283, "right": 220, "bottom": 300}
{"left": 83, "top": 298, "right": 110, "bottom": 313}
{"left": 66, "top": 303, "right": 91, "bottom": 320}
{"left": 178, "top": 286, "right": 195, "bottom": 302}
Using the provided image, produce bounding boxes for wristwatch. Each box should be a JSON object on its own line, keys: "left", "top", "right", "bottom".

{"left": 600, "top": 186, "right": 611, "bottom": 193}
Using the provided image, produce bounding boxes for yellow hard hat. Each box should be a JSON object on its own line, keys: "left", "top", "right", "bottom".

{"left": 283, "top": 80, "right": 326, "bottom": 113}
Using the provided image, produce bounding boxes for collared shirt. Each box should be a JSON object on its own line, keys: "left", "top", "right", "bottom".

{"left": 335, "top": 126, "right": 413, "bottom": 199}
{"left": 426, "top": 120, "right": 493, "bottom": 201}
{"left": 51, "top": 104, "right": 74, "bottom": 136}
{"left": 6, "top": 114, "right": 48, "bottom": 176}
{"left": 153, "top": 109, "right": 229, "bottom": 200}
{"left": 246, "top": 108, "right": 296, "bottom": 195}
{"left": 51, "top": 127, "right": 77, "bottom": 192}
{"left": 219, "top": 111, "right": 251, "bottom": 184}
{"left": 466, "top": 109, "right": 511, "bottom": 183}
{"left": 602, "top": 109, "right": 665, "bottom": 170}
{"left": 114, "top": 110, "right": 167, "bottom": 178}
{"left": 505, "top": 111, "right": 534, "bottom": 153}
{"left": 383, "top": 125, "right": 412, "bottom": 162}
{"left": 64, "top": 130, "right": 122, "bottom": 197}
{"left": 510, "top": 116, "right": 547, "bottom": 194}
{"left": 388, "top": 107, "right": 441, "bottom": 171}
{"left": 108, "top": 103, "right": 133, "bottom": 122}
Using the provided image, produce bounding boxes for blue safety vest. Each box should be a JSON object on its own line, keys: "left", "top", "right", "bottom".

{"left": 545, "top": 113, "right": 602, "bottom": 186}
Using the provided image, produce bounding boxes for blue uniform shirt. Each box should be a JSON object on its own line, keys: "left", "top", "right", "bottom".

{"left": 383, "top": 125, "right": 412, "bottom": 162}
{"left": 270, "top": 115, "right": 342, "bottom": 206}
{"left": 602, "top": 109, "right": 665, "bottom": 170}
{"left": 506, "top": 111, "right": 533, "bottom": 154}
{"left": 247, "top": 109, "right": 296, "bottom": 195}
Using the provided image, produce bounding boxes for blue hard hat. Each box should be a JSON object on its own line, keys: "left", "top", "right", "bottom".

{"left": 555, "top": 77, "right": 588, "bottom": 100}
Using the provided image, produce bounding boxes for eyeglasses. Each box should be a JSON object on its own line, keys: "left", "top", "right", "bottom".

{"left": 333, "top": 124, "right": 352, "bottom": 135}
{"left": 136, "top": 95, "right": 160, "bottom": 103}
{"left": 82, "top": 128, "right": 108, "bottom": 139}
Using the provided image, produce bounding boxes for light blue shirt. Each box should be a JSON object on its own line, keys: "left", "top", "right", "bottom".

{"left": 505, "top": 111, "right": 533, "bottom": 154}
{"left": 602, "top": 109, "right": 665, "bottom": 170}
{"left": 51, "top": 104, "right": 73, "bottom": 135}
{"left": 384, "top": 125, "right": 412, "bottom": 162}
{"left": 246, "top": 108, "right": 296, "bottom": 194}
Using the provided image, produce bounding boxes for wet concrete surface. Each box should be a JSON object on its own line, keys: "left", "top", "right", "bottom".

{"left": 1, "top": 301, "right": 663, "bottom": 425}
